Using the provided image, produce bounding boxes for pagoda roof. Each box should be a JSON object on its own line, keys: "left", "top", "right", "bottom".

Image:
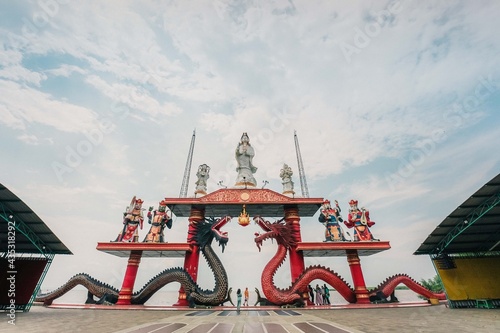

{"left": 164, "top": 188, "right": 323, "bottom": 217}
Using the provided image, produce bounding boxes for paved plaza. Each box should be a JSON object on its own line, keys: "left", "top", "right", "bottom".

{"left": 1, "top": 304, "right": 499, "bottom": 333}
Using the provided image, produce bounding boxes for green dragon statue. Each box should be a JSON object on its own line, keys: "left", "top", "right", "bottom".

{"left": 35, "top": 216, "right": 233, "bottom": 307}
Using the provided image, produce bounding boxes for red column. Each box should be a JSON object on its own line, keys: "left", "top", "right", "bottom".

{"left": 346, "top": 249, "right": 370, "bottom": 304}
{"left": 174, "top": 207, "right": 205, "bottom": 306}
{"left": 116, "top": 250, "right": 143, "bottom": 305}
{"left": 284, "top": 206, "right": 310, "bottom": 303}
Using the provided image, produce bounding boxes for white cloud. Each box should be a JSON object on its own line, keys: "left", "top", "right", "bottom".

{"left": 0, "top": 65, "right": 47, "bottom": 85}
{"left": 46, "top": 64, "right": 87, "bottom": 77}
{"left": 0, "top": 79, "right": 97, "bottom": 133}
{"left": 0, "top": 43, "right": 23, "bottom": 66}
{"left": 17, "top": 133, "right": 41, "bottom": 145}
{"left": 85, "top": 75, "right": 183, "bottom": 117}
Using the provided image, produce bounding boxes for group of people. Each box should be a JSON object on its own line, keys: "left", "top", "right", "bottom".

{"left": 309, "top": 284, "right": 331, "bottom": 305}
{"left": 235, "top": 287, "right": 249, "bottom": 313}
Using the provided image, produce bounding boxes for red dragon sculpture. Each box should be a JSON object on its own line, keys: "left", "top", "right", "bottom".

{"left": 371, "top": 274, "right": 446, "bottom": 301}
{"left": 254, "top": 216, "right": 355, "bottom": 305}
{"left": 254, "top": 216, "right": 446, "bottom": 306}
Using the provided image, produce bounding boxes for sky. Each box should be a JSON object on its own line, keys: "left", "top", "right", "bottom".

{"left": 1, "top": 0, "right": 499, "bottom": 305}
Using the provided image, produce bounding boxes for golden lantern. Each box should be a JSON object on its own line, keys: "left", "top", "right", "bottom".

{"left": 238, "top": 204, "right": 250, "bottom": 227}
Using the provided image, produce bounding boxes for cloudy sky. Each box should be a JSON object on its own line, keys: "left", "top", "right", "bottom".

{"left": 1, "top": 1, "right": 499, "bottom": 304}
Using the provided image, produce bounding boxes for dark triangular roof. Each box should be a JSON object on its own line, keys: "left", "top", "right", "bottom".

{"left": 414, "top": 173, "right": 500, "bottom": 256}
{"left": 0, "top": 183, "right": 72, "bottom": 255}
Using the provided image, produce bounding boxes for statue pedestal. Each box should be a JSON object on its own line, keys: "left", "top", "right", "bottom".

{"left": 96, "top": 242, "right": 192, "bottom": 305}
{"left": 346, "top": 250, "right": 370, "bottom": 304}
{"left": 116, "top": 250, "right": 142, "bottom": 305}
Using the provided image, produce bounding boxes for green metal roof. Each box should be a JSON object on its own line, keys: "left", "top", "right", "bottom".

{"left": 0, "top": 183, "right": 72, "bottom": 255}
{"left": 414, "top": 173, "right": 500, "bottom": 256}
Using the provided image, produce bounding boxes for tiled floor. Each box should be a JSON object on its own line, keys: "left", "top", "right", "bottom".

{"left": 123, "top": 310, "right": 355, "bottom": 333}
{"left": 6, "top": 303, "right": 499, "bottom": 333}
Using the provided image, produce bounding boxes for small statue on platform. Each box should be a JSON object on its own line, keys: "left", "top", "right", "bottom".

{"left": 143, "top": 199, "right": 173, "bottom": 242}
{"left": 344, "top": 199, "right": 377, "bottom": 241}
{"left": 194, "top": 164, "right": 210, "bottom": 197}
{"left": 318, "top": 199, "right": 346, "bottom": 241}
{"left": 235, "top": 132, "right": 257, "bottom": 187}
{"left": 115, "top": 196, "right": 144, "bottom": 242}
{"left": 280, "top": 163, "right": 295, "bottom": 196}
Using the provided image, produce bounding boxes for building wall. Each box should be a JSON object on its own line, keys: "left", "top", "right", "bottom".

{"left": 435, "top": 257, "right": 500, "bottom": 300}
{"left": 0, "top": 257, "right": 47, "bottom": 306}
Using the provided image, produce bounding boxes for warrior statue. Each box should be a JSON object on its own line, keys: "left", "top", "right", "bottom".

{"left": 115, "top": 196, "right": 144, "bottom": 242}
{"left": 143, "top": 199, "right": 172, "bottom": 242}
{"left": 344, "top": 199, "right": 377, "bottom": 241}
{"left": 195, "top": 164, "right": 210, "bottom": 197}
{"left": 318, "top": 199, "right": 346, "bottom": 241}
{"left": 280, "top": 163, "right": 295, "bottom": 196}
{"left": 235, "top": 132, "right": 257, "bottom": 187}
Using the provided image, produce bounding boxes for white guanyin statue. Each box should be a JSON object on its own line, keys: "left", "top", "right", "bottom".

{"left": 235, "top": 132, "right": 257, "bottom": 187}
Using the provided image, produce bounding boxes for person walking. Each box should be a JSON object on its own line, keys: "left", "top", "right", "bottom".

{"left": 243, "top": 287, "right": 249, "bottom": 306}
{"left": 236, "top": 288, "right": 242, "bottom": 314}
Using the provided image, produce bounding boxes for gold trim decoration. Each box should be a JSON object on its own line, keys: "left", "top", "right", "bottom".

{"left": 200, "top": 188, "right": 290, "bottom": 203}
{"left": 118, "top": 295, "right": 132, "bottom": 300}
{"left": 238, "top": 204, "right": 250, "bottom": 227}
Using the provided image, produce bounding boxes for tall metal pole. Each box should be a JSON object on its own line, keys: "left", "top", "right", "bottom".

{"left": 294, "top": 130, "right": 309, "bottom": 198}
{"left": 179, "top": 130, "right": 196, "bottom": 198}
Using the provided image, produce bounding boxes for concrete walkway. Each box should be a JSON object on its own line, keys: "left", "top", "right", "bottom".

{"left": 1, "top": 304, "right": 499, "bottom": 333}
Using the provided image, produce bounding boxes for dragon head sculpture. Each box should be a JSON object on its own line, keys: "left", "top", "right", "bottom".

{"left": 188, "top": 215, "right": 231, "bottom": 252}
{"left": 253, "top": 216, "right": 296, "bottom": 251}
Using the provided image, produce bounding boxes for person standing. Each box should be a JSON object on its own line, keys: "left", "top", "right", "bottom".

{"left": 236, "top": 288, "right": 242, "bottom": 314}
{"left": 320, "top": 285, "right": 326, "bottom": 304}
{"left": 243, "top": 287, "right": 249, "bottom": 306}
{"left": 315, "top": 284, "right": 323, "bottom": 306}
{"left": 308, "top": 285, "right": 314, "bottom": 305}
{"left": 323, "top": 284, "right": 331, "bottom": 305}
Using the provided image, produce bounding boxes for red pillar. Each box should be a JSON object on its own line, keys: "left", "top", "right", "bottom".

{"left": 116, "top": 250, "right": 143, "bottom": 305}
{"left": 284, "top": 206, "right": 310, "bottom": 303}
{"left": 174, "top": 207, "right": 204, "bottom": 306}
{"left": 346, "top": 249, "right": 370, "bottom": 304}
